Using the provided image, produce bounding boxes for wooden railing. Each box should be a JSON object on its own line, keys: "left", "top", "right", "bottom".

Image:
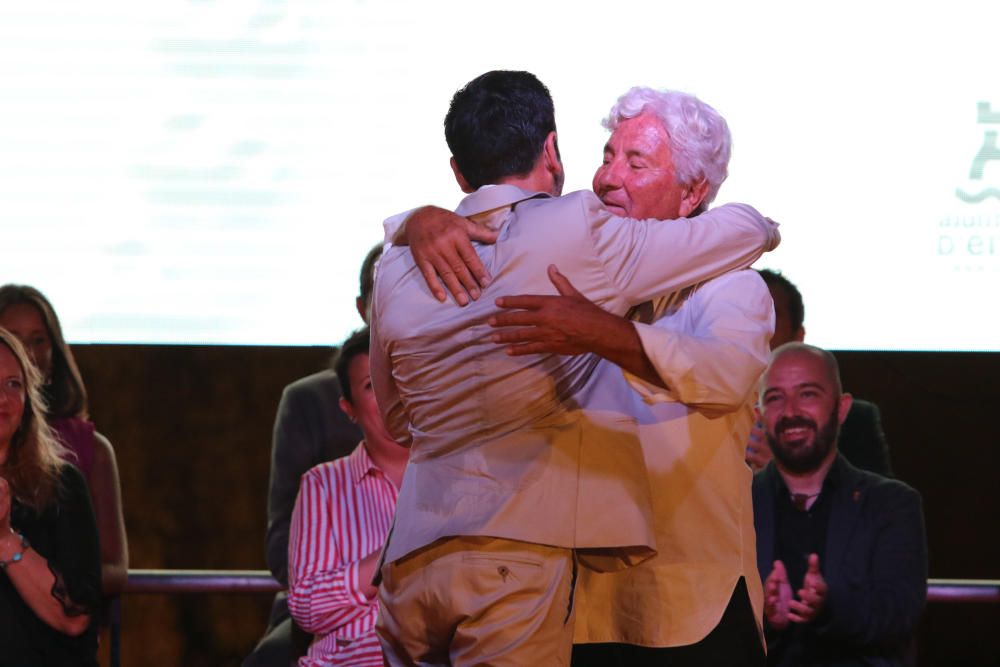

{"left": 105, "top": 572, "right": 999, "bottom": 667}
{"left": 123, "top": 570, "right": 1000, "bottom": 602}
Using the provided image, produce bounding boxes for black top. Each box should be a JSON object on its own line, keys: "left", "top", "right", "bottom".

{"left": 0, "top": 463, "right": 100, "bottom": 667}
{"left": 774, "top": 462, "right": 840, "bottom": 589}
{"left": 768, "top": 465, "right": 839, "bottom": 666}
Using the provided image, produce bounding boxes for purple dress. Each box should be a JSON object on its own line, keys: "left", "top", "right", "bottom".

{"left": 50, "top": 417, "right": 97, "bottom": 480}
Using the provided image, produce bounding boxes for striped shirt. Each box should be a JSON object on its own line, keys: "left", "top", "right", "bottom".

{"left": 288, "top": 442, "right": 398, "bottom": 667}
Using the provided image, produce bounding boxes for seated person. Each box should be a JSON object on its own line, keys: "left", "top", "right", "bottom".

{"left": 0, "top": 328, "right": 102, "bottom": 666}
{"left": 753, "top": 343, "right": 926, "bottom": 666}
{"left": 746, "top": 270, "right": 892, "bottom": 476}
{"left": 0, "top": 285, "right": 128, "bottom": 595}
{"left": 287, "top": 327, "right": 408, "bottom": 667}
{"left": 245, "top": 245, "right": 378, "bottom": 667}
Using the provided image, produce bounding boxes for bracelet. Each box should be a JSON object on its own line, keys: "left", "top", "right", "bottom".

{"left": 0, "top": 532, "right": 29, "bottom": 570}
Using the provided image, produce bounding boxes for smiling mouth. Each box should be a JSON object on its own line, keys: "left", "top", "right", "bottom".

{"left": 778, "top": 426, "right": 814, "bottom": 442}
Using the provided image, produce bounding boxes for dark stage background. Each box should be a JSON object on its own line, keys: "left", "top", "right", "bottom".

{"left": 71, "top": 345, "right": 1000, "bottom": 666}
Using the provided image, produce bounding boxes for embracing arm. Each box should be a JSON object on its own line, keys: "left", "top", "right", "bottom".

{"left": 628, "top": 270, "right": 774, "bottom": 409}
{"left": 287, "top": 470, "right": 378, "bottom": 635}
{"left": 491, "top": 269, "right": 773, "bottom": 406}
{"left": 89, "top": 431, "right": 129, "bottom": 595}
{"left": 588, "top": 200, "right": 779, "bottom": 305}
{"left": 489, "top": 265, "right": 662, "bottom": 383}
{"left": 384, "top": 206, "right": 498, "bottom": 305}
{"left": 393, "top": 197, "right": 777, "bottom": 307}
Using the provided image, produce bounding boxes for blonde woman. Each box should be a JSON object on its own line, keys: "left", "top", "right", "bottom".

{"left": 0, "top": 328, "right": 101, "bottom": 666}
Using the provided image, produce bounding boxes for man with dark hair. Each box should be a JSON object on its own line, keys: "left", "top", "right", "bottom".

{"left": 747, "top": 268, "right": 893, "bottom": 476}
{"left": 244, "top": 243, "right": 381, "bottom": 667}
{"left": 757, "top": 269, "right": 805, "bottom": 347}
{"left": 288, "top": 326, "right": 409, "bottom": 667}
{"left": 444, "top": 70, "right": 560, "bottom": 192}
{"left": 753, "top": 343, "right": 926, "bottom": 666}
{"left": 371, "top": 70, "right": 779, "bottom": 666}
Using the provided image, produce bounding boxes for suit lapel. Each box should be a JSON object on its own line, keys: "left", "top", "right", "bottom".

{"left": 754, "top": 466, "right": 777, "bottom": 578}
{"left": 824, "top": 455, "right": 865, "bottom": 576}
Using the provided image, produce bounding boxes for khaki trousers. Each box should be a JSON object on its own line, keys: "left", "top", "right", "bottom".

{"left": 376, "top": 536, "right": 576, "bottom": 667}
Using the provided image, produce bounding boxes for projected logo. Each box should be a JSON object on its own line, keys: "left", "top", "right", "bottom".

{"left": 956, "top": 102, "right": 1000, "bottom": 203}
{"left": 937, "top": 101, "right": 1000, "bottom": 271}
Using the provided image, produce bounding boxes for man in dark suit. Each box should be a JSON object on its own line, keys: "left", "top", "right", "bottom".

{"left": 752, "top": 343, "right": 926, "bottom": 666}
{"left": 747, "top": 270, "right": 892, "bottom": 476}
{"left": 243, "top": 243, "right": 381, "bottom": 667}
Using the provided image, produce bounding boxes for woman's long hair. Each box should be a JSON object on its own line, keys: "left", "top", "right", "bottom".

{"left": 0, "top": 285, "right": 88, "bottom": 420}
{"left": 0, "top": 328, "right": 67, "bottom": 511}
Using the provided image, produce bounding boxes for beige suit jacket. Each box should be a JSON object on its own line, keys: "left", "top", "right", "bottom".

{"left": 371, "top": 185, "right": 778, "bottom": 573}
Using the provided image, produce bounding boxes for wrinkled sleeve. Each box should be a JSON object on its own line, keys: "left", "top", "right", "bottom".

{"left": 287, "top": 469, "right": 373, "bottom": 635}
{"left": 51, "top": 464, "right": 101, "bottom": 617}
{"left": 628, "top": 270, "right": 774, "bottom": 411}
{"left": 587, "top": 197, "right": 780, "bottom": 306}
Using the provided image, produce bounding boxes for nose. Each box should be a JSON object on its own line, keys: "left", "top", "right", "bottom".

{"left": 778, "top": 395, "right": 800, "bottom": 418}
{"left": 594, "top": 159, "right": 624, "bottom": 193}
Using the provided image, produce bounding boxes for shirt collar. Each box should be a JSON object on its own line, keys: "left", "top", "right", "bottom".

{"left": 454, "top": 184, "right": 551, "bottom": 220}
{"left": 347, "top": 441, "right": 382, "bottom": 485}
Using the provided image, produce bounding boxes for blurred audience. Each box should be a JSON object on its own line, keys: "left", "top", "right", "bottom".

{"left": 244, "top": 243, "right": 381, "bottom": 667}
{"left": 0, "top": 328, "right": 101, "bottom": 666}
{"left": 753, "top": 343, "right": 926, "bottom": 666}
{"left": 288, "top": 327, "right": 407, "bottom": 667}
{"left": 746, "top": 270, "right": 893, "bottom": 476}
{"left": 0, "top": 285, "right": 128, "bottom": 595}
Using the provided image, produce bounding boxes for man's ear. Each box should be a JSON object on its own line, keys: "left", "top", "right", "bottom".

{"left": 541, "top": 132, "right": 565, "bottom": 195}
{"left": 542, "top": 132, "right": 559, "bottom": 168}
{"left": 339, "top": 397, "right": 357, "bottom": 423}
{"left": 837, "top": 392, "right": 853, "bottom": 426}
{"left": 450, "top": 157, "right": 475, "bottom": 193}
{"left": 794, "top": 326, "right": 806, "bottom": 343}
{"left": 678, "top": 179, "right": 710, "bottom": 217}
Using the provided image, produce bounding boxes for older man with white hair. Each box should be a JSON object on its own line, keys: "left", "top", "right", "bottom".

{"left": 409, "top": 86, "right": 773, "bottom": 666}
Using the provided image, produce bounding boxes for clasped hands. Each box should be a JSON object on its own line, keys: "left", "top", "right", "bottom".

{"left": 764, "top": 554, "right": 828, "bottom": 630}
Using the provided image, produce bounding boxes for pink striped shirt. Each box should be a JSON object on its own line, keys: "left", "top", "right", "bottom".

{"left": 288, "top": 442, "right": 398, "bottom": 667}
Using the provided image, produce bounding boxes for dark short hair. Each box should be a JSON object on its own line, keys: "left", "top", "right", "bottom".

{"left": 333, "top": 326, "right": 370, "bottom": 405}
{"left": 444, "top": 70, "right": 556, "bottom": 189}
{"left": 757, "top": 269, "right": 805, "bottom": 332}
{"left": 0, "top": 284, "right": 88, "bottom": 420}
{"left": 358, "top": 243, "right": 383, "bottom": 316}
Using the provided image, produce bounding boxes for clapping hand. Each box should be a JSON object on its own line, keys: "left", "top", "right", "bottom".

{"left": 788, "top": 554, "right": 828, "bottom": 623}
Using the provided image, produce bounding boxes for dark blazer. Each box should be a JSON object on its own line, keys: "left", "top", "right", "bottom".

{"left": 839, "top": 399, "right": 893, "bottom": 477}
{"left": 265, "top": 369, "right": 362, "bottom": 585}
{"left": 753, "top": 455, "right": 927, "bottom": 666}
{"left": 244, "top": 369, "right": 362, "bottom": 667}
